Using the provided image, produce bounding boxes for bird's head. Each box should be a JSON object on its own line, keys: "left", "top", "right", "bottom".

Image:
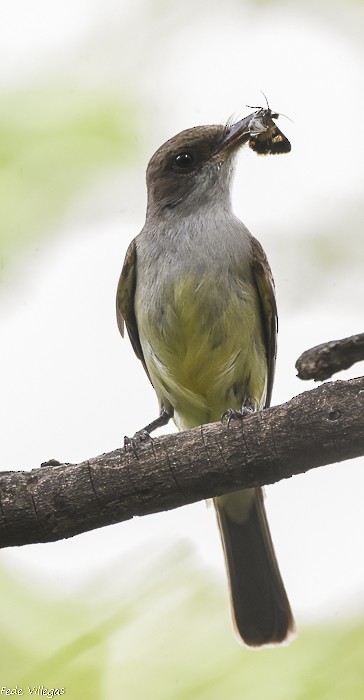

{"left": 145, "top": 117, "right": 254, "bottom": 218}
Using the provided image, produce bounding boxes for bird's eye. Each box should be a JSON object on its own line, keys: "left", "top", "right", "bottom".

{"left": 174, "top": 152, "right": 194, "bottom": 169}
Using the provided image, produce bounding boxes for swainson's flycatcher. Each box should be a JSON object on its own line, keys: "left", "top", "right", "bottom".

{"left": 116, "top": 109, "right": 295, "bottom": 646}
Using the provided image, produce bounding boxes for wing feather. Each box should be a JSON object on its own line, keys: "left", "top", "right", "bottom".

{"left": 116, "top": 238, "right": 151, "bottom": 381}
{"left": 250, "top": 237, "right": 278, "bottom": 408}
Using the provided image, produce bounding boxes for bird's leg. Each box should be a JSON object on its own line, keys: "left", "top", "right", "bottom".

{"left": 222, "top": 398, "right": 256, "bottom": 428}
{"left": 137, "top": 407, "right": 172, "bottom": 437}
{"left": 124, "top": 407, "right": 172, "bottom": 450}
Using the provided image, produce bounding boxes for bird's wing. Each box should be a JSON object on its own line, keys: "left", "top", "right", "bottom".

{"left": 250, "top": 236, "right": 278, "bottom": 408}
{"left": 116, "top": 238, "right": 151, "bottom": 381}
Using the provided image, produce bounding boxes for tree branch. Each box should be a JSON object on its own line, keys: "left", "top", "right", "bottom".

{"left": 295, "top": 332, "right": 364, "bottom": 381}
{"left": 1, "top": 376, "right": 363, "bottom": 550}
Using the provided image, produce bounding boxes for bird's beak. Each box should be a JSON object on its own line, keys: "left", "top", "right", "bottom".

{"left": 214, "top": 114, "right": 254, "bottom": 157}
{"left": 218, "top": 114, "right": 254, "bottom": 153}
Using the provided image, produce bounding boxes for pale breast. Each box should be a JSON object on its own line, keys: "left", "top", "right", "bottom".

{"left": 136, "top": 271, "right": 266, "bottom": 427}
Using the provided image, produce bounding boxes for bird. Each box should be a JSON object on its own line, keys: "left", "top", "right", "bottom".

{"left": 116, "top": 109, "right": 295, "bottom": 647}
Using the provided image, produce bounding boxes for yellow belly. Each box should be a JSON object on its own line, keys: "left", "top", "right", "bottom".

{"left": 137, "top": 271, "right": 267, "bottom": 429}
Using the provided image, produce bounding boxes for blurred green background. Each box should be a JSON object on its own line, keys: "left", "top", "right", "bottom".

{"left": 1, "top": 0, "right": 364, "bottom": 698}
{"left": 1, "top": 545, "right": 364, "bottom": 700}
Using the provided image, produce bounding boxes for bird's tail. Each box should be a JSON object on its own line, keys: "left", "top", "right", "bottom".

{"left": 215, "top": 487, "right": 295, "bottom": 647}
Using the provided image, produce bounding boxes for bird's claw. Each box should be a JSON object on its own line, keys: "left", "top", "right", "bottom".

{"left": 124, "top": 430, "right": 154, "bottom": 455}
{"left": 221, "top": 404, "right": 255, "bottom": 428}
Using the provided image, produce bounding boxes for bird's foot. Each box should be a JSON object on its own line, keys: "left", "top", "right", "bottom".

{"left": 124, "top": 408, "right": 172, "bottom": 454}
{"left": 221, "top": 400, "right": 255, "bottom": 428}
{"left": 124, "top": 429, "right": 153, "bottom": 455}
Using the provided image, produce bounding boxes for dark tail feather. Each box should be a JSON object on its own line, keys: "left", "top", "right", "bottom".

{"left": 215, "top": 487, "right": 295, "bottom": 647}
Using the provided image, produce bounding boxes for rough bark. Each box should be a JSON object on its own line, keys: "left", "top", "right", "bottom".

{"left": 0, "top": 376, "right": 363, "bottom": 550}
{"left": 296, "top": 332, "right": 364, "bottom": 381}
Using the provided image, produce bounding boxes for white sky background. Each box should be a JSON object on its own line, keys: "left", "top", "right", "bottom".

{"left": 1, "top": 0, "right": 364, "bottom": 625}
